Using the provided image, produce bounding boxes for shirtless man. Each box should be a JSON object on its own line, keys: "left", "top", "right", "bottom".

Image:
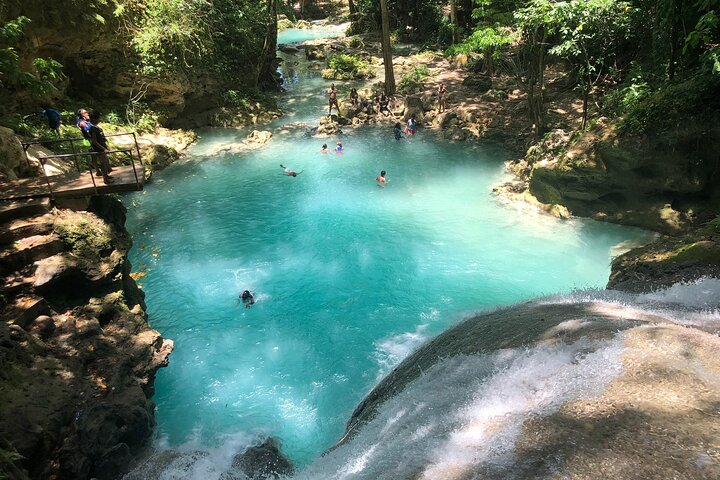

{"left": 328, "top": 83, "right": 339, "bottom": 116}
{"left": 437, "top": 83, "right": 448, "bottom": 113}
{"left": 376, "top": 170, "right": 389, "bottom": 187}
{"left": 280, "top": 164, "right": 304, "bottom": 177}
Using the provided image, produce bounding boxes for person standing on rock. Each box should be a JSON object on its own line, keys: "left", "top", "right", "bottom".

{"left": 437, "top": 83, "right": 448, "bottom": 113}
{"left": 350, "top": 88, "right": 359, "bottom": 109}
{"left": 328, "top": 83, "right": 340, "bottom": 116}
{"left": 88, "top": 111, "right": 114, "bottom": 184}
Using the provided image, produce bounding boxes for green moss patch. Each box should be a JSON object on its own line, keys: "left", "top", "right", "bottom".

{"left": 53, "top": 212, "right": 114, "bottom": 260}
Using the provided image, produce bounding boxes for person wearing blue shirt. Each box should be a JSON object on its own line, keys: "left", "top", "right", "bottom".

{"left": 41, "top": 106, "right": 61, "bottom": 135}
{"left": 76, "top": 108, "right": 102, "bottom": 177}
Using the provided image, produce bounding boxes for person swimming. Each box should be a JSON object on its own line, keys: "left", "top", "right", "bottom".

{"left": 321, "top": 143, "right": 328, "bottom": 153}
{"left": 394, "top": 122, "right": 404, "bottom": 140}
{"left": 240, "top": 290, "right": 255, "bottom": 308}
{"left": 335, "top": 141, "right": 344, "bottom": 153}
{"left": 280, "top": 164, "right": 304, "bottom": 177}
{"left": 376, "top": 170, "right": 389, "bottom": 187}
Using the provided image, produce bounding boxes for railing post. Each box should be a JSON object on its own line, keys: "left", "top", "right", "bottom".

{"left": 69, "top": 139, "right": 81, "bottom": 173}
{"left": 88, "top": 152, "right": 99, "bottom": 196}
{"left": 22, "top": 144, "right": 33, "bottom": 171}
{"left": 132, "top": 132, "right": 143, "bottom": 190}
{"left": 39, "top": 157, "right": 55, "bottom": 202}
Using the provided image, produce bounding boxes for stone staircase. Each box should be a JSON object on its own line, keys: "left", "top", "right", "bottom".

{"left": 0, "top": 198, "right": 59, "bottom": 326}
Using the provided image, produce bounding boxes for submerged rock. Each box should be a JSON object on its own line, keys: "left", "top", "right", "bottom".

{"left": 244, "top": 130, "right": 273, "bottom": 145}
{"left": 228, "top": 437, "right": 294, "bottom": 479}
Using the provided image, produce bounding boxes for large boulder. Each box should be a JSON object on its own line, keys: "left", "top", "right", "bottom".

{"left": 433, "top": 111, "right": 458, "bottom": 129}
{"left": 403, "top": 95, "right": 425, "bottom": 122}
{"left": 0, "top": 126, "right": 29, "bottom": 180}
{"left": 462, "top": 74, "right": 493, "bottom": 92}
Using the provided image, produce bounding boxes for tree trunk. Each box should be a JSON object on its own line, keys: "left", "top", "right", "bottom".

{"left": 258, "top": 0, "right": 280, "bottom": 90}
{"left": 668, "top": 0, "right": 683, "bottom": 80}
{"left": 450, "top": 0, "right": 459, "bottom": 44}
{"left": 582, "top": 83, "right": 589, "bottom": 129}
{"left": 380, "top": 0, "right": 396, "bottom": 94}
{"left": 484, "top": 47, "right": 494, "bottom": 76}
{"left": 348, "top": 0, "right": 357, "bottom": 15}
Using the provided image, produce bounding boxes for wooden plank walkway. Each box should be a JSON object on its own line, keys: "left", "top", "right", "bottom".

{"left": 0, "top": 164, "right": 145, "bottom": 202}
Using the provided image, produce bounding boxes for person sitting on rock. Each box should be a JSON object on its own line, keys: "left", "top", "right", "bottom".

{"left": 379, "top": 93, "right": 391, "bottom": 116}
{"left": 240, "top": 290, "right": 255, "bottom": 308}
{"left": 280, "top": 164, "right": 303, "bottom": 177}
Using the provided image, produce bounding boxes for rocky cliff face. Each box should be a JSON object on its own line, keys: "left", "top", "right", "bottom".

{"left": 0, "top": 196, "right": 173, "bottom": 479}
{"left": 521, "top": 121, "right": 720, "bottom": 234}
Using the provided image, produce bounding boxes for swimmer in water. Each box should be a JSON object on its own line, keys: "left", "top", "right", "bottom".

{"left": 335, "top": 141, "right": 344, "bottom": 153}
{"left": 321, "top": 143, "right": 328, "bottom": 153}
{"left": 240, "top": 290, "right": 255, "bottom": 308}
{"left": 280, "top": 164, "right": 304, "bottom": 177}
{"left": 394, "top": 122, "right": 404, "bottom": 140}
{"left": 376, "top": 170, "right": 389, "bottom": 187}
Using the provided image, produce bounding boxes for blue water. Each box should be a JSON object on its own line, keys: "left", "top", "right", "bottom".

{"left": 123, "top": 29, "right": 651, "bottom": 469}
{"left": 278, "top": 27, "right": 343, "bottom": 45}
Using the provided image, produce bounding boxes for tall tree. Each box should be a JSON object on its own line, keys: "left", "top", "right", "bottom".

{"left": 380, "top": 0, "right": 396, "bottom": 93}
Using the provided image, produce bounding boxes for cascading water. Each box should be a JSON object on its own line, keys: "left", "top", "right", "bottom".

{"left": 120, "top": 27, "right": 713, "bottom": 479}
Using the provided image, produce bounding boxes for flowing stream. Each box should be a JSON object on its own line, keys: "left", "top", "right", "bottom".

{"left": 123, "top": 27, "right": 661, "bottom": 478}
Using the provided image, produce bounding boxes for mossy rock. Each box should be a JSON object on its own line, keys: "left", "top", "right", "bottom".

{"left": 667, "top": 241, "right": 720, "bottom": 265}
{"left": 53, "top": 212, "right": 114, "bottom": 260}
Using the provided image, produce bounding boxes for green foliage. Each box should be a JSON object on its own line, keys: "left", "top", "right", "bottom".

{"left": 0, "top": 16, "right": 65, "bottom": 98}
{"left": 351, "top": 0, "right": 442, "bottom": 41}
{"left": 398, "top": 65, "right": 431, "bottom": 93}
{"left": 709, "top": 215, "right": 720, "bottom": 232}
{"left": 616, "top": 73, "right": 720, "bottom": 132}
{"left": 445, "top": 27, "right": 514, "bottom": 56}
{"left": 685, "top": 10, "right": 720, "bottom": 74}
{"left": 322, "top": 54, "right": 374, "bottom": 80}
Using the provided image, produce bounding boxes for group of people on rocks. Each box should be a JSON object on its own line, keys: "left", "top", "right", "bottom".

{"left": 327, "top": 82, "right": 448, "bottom": 118}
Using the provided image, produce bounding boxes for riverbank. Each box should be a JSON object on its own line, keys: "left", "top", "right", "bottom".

{"left": 0, "top": 196, "right": 173, "bottom": 479}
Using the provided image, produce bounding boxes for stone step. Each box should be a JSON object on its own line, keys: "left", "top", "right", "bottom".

{"left": 0, "top": 198, "right": 51, "bottom": 224}
{"left": 0, "top": 295, "right": 51, "bottom": 330}
{"left": 0, "top": 263, "right": 38, "bottom": 297}
{"left": 0, "top": 234, "right": 65, "bottom": 275}
{"left": 0, "top": 213, "right": 55, "bottom": 246}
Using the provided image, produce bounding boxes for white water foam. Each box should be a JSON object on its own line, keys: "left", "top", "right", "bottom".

{"left": 295, "top": 336, "right": 625, "bottom": 480}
